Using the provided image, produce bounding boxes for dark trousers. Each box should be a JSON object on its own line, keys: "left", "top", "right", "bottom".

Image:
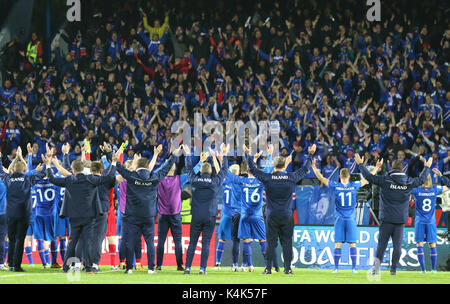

{"left": 156, "top": 213, "right": 183, "bottom": 267}
{"left": 0, "top": 214, "right": 7, "bottom": 265}
{"left": 265, "top": 215, "right": 294, "bottom": 271}
{"left": 122, "top": 216, "right": 155, "bottom": 271}
{"left": 185, "top": 216, "right": 215, "bottom": 269}
{"left": 119, "top": 214, "right": 142, "bottom": 263}
{"left": 93, "top": 213, "right": 108, "bottom": 265}
{"left": 7, "top": 216, "right": 29, "bottom": 269}
{"left": 375, "top": 221, "right": 404, "bottom": 270}
{"left": 231, "top": 212, "right": 241, "bottom": 265}
{"left": 64, "top": 217, "right": 95, "bottom": 272}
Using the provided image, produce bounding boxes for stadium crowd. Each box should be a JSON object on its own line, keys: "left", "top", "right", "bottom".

{"left": 0, "top": 0, "right": 449, "bottom": 179}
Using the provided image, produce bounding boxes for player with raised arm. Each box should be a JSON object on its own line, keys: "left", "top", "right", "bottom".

{"left": 311, "top": 158, "right": 382, "bottom": 273}
{"left": 411, "top": 173, "right": 449, "bottom": 273}
{"left": 28, "top": 144, "right": 59, "bottom": 269}
{"left": 214, "top": 151, "right": 239, "bottom": 270}
{"left": 224, "top": 145, "right": 274, "bottom": 272}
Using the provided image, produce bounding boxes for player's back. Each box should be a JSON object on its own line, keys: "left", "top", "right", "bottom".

{"left": 33, "top": 178, "right": 57, "bottom": 217}
{"left": 221, "top": 179, "right": 236, "bottom": 217}
{"left": 240, "top": 176, "right": 264, "bottom": 217}
{"left": 412, "top": 186, "right": 443, "bottom": 224}
{"left": 329, "top": 181, "right": 362, "bottom": 219}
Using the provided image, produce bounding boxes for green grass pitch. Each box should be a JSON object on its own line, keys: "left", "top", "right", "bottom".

{"left": 0, "top": 265, "right": 449, "bottom": 284}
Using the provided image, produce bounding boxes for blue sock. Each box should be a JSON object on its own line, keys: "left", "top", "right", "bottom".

{"left": 37, "top": 240, "right": 46, "bottom": 265}
{"left": 334, "top": 248, "right": 342, "bottom": 269}
{"left": 44, "top": 249, "right": 51, "bottom": 265}
{"left": 430, "top": 247, "right": 437, "bottom": 271}
{"left": 350, "top": 247, "right": 357, "bottom": 269}
{"left": 417, "top": 246, "right": 425, "bottom": 271}
{"left": 243, "top": 242, "right": 252, "bottom": 267}
{"left": 25, "top": 246, "right": 34, "bottom": 264}
{"left": 59, "top": 239, "right": 66, "bottom": 261}
{"left": 50, "top": 241, "right": 58, "bottom": 264}
{"left": 215, "top": 240, "right": 225, "bottom": 264}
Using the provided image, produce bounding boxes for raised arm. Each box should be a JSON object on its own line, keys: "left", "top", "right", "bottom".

{"left": 292, "top": 145, "right": 316, "bottom": 183}
{"left": 51, "top": 158, "right": 72, "bottom": 177}
{"left": 356, "top": 152, "right": 385, "bottom": 186}
{"left": 153, "top": 154, "right": 177, "bottom": 182}
{"left": 409, "top": 157, "right": 432, "bottom": 188}
{"left": 311, "top": 161, "right": 329, "bottom": 186}
{"left": 360, "top": 159, "right": 384, "bottom": 187}
{"left": 46, "top": 166, "right": 67, "bottom": 187}
{"left": 433, "top": 169, "right": 450, "bottom": 187}
{"left": 149, "top": 144, "right": 163, "bottom": 171}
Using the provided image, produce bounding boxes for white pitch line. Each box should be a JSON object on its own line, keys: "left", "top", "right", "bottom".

{"left": 0, "top": 269, "right": 119, "bottom": 278}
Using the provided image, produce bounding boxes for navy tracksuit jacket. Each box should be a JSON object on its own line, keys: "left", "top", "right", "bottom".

{"left": 359, "top": 165, "right": 430, "bottom": 224}
{"left": 246, "top": 153, "right": 313, "bottom": 271}
{"left": 359, "top": 164, "right": 430, "bottom": 270}
{"left": 47, "top": 166, "right": 116, "bottom": 271}
{"left": 0, "top": 162, "right": 45, "bottom": 269}
{"left": 184, "top": 155, "right": 228, "bottom": 269}
{"left": 115, "top": 155, "right": 176, "bottom": 270}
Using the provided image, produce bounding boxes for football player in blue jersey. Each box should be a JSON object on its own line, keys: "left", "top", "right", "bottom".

{"left": 28, "top": 144, "right": 62, "bottom": 269}
{"left": 411, "top": 174, "right": 449, "bottom": 273}
{"left": 311, "top": 158, "right": 382, "bottom": 273}
{"left": 225, "top": 148, "right": 274, "bottom": 272}
{"left": 214, "top": 162, "right": 239, "bottom": 270}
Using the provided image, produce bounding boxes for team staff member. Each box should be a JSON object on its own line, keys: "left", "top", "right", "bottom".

{"left": 115, "top": 146, "right": 180, "bottom": 274}
{"left": 183, "top": 144, "right": 229, "bottom": 275}
{"left": 156, "top": 153, "right": 202, "bottom": 271}
{"left": 0, "top": 148, "right": 46, "bottom": 272}
{"left": 90, "top": 160, "right": 116, "bottom": 272}
{"left": 245, "top": 144, "right": 316, "bottom": 275}
{"left": 45, "top": 155, "right": 117, "bottom": 274}
{"left": 356, "top": 154, "right": 432, "bottom": 276}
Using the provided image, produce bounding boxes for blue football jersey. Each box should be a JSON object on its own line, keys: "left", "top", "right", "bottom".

{"left": 33, "top": 179, "right": 57, "bottom": 217}
{"left": 328, "top": 181, "right": 362, "bottom": 219}
{"left": 412, "top": 186, "right": 443, "bottom": 224}
{"left": 221, "top": 179, "right": 236, "bottom": 217}
{"left": 240, "top": 177, "right": 264, "bottom": 216}
{"left": 225, "top": 172, "right": 243, "bottom": 214}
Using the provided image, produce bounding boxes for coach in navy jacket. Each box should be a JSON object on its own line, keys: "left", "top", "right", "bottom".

{"left": 46, "top": 157, "right": 117, "bottom": 273}
{"left": 246, "top": 144, "right": 316, "bottom": 274}
{"left": 183, "top": 144, "right": 228, "bottom": 274}
{"left": 115, "top": 149, "right": 177, "bottom": 273}
{"left": 0, "top": 153, "right": 45, "bottom": 271}
{"left": 357, "top": 155, "right": 432, "bottom": 275}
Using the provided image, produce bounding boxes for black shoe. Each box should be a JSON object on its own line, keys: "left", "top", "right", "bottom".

{"left": 177, "top": 266, "right": 185, "bottom": 271}
{"left": 274, "top": 267, "right": 280, "bottom": 273}
{"left": 93, "top": 268, "right": 102, "bottom": 273}
{"left": 155, "top": 266, "right": 162, "bottom": 271}
{"left": 184, "top": 269, "right": 190, "bottom": 275}
{"left": 14, "top": 267, "right": 26, "bottom": 272}
{"left": 199, "top": 269, "right": 207, "bottom": 275}
{"left": 284, "top": 269, "right": 293, "bottom": 275}
{"left": 262, "top": 268, "right": 272, "bottom": 274}
{"left": 390, "top": 269, "right": 397, "bottom": 275}
{"left": 8, "top": 267, "right": 14, "bottom": 272}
